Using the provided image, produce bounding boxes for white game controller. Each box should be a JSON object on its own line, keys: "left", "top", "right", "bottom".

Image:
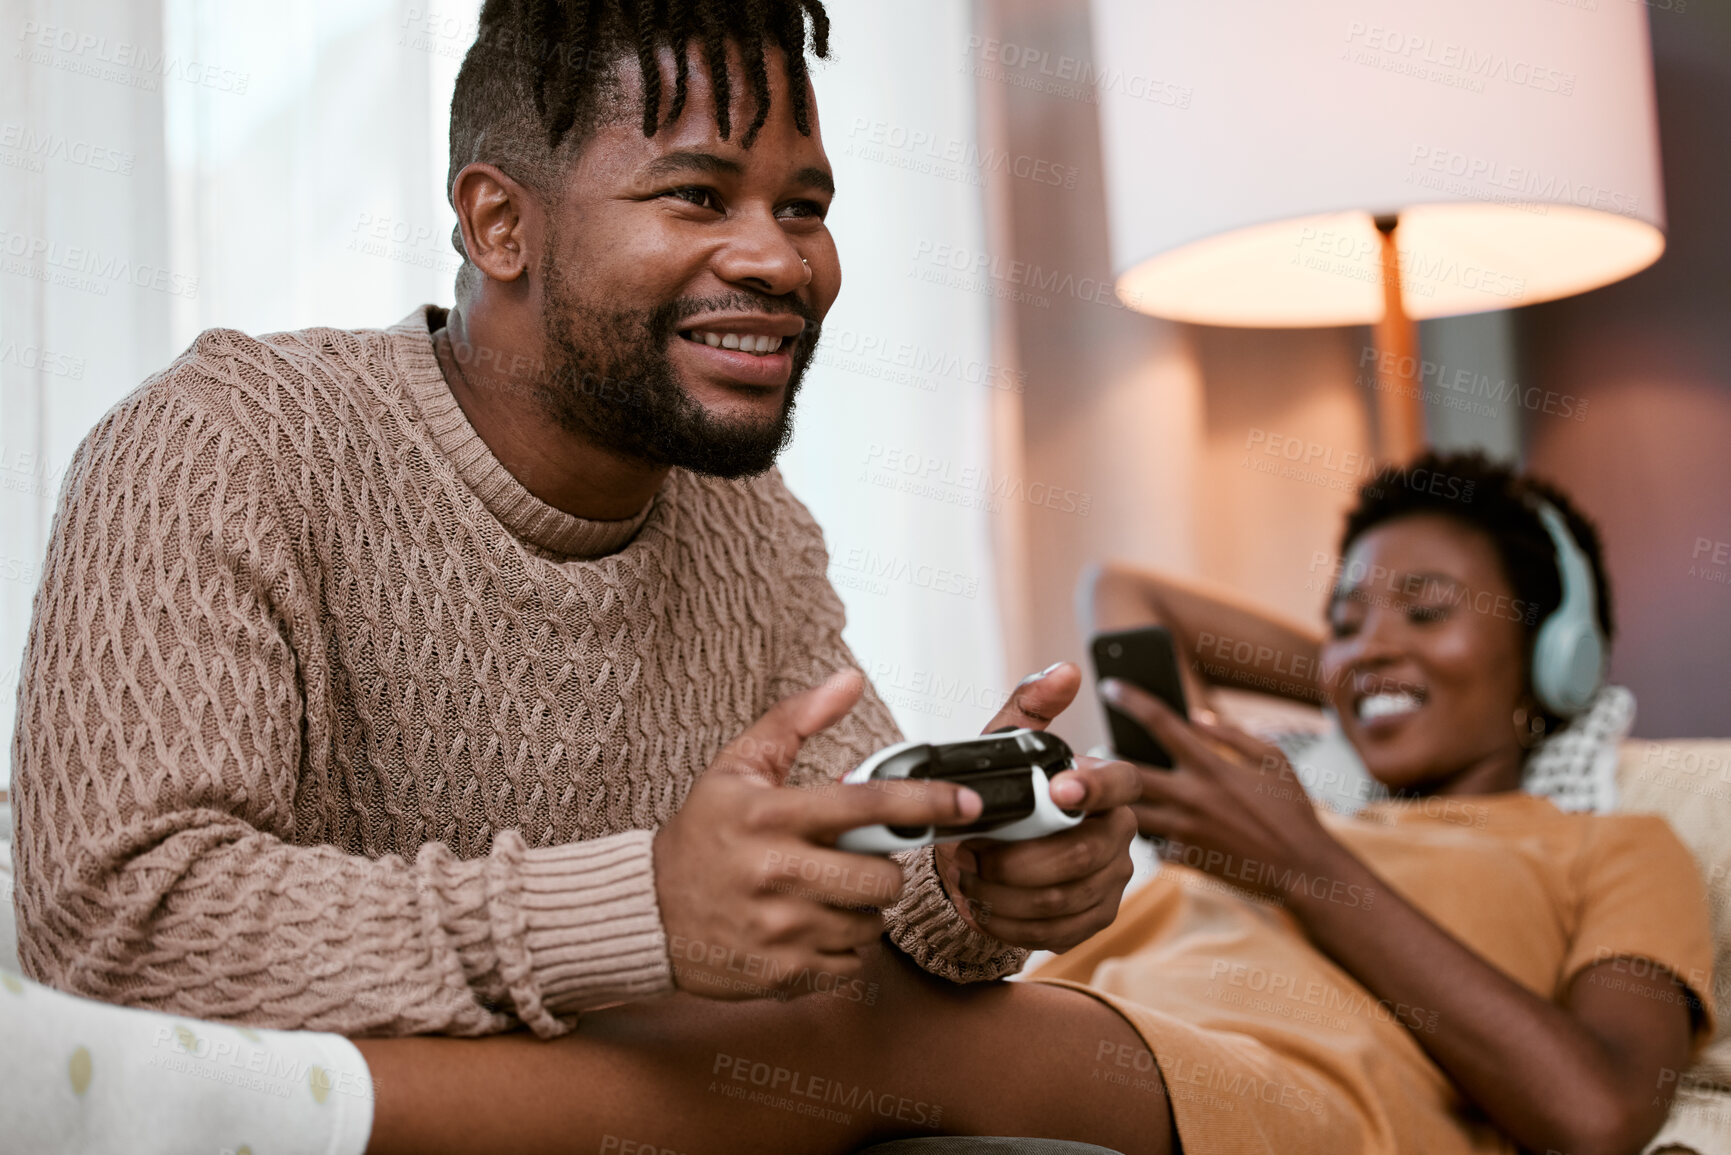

{"left": 835, "top": 728, "right": 1085, "bottom": 855}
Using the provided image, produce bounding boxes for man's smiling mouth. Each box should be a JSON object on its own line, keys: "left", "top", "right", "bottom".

{"left": 679, "top": 330, "right": 788, "bottom": 355}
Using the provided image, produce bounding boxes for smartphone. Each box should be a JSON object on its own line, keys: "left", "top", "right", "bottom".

{"left": 1089, "top": 626, "right": 1189, "bottom": 768}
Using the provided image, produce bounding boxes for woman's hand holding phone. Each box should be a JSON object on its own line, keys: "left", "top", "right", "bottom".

{"left": 1089, "top": 626, "right": 1190, "bottom": 768}
{"left": 1098, "top": 678, "right": 1344, "bottom": 905}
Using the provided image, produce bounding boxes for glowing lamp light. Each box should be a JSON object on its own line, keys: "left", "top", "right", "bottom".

{"left": 1089, "top": 0, "right": 1666, "bottom": 455}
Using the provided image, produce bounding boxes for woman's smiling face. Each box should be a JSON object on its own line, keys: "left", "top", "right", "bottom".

{"left": 1320, "top": 512, "right": 1536, "bottom": 796}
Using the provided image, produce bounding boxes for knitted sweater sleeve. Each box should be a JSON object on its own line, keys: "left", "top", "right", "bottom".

{"left": 9, "top": 378, "right": 669, "bottom": 1038}
{"left": 762, "top": 474, "right": 1027, "bottom": 983}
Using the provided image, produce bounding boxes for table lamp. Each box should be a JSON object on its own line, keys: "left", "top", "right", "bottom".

{"left": 1089, "top": 0, "right": 1665, "bottom": 460}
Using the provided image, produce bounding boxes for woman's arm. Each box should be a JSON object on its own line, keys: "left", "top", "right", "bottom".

{"left": 1114, "top": 680, "right": 1695, "bottom": 1155}
{"left": 1288, "top": 843, "right": 1691, "bottom": 1155}
{"left": 1083, "top": 562, "right": 1327, "bottom": 710}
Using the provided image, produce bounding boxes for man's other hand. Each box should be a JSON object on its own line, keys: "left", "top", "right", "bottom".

{"left": 934, "top": 662, "right": 1139, "bottom": 953}
{"left": 653, "top": 670, "right": 983, "bottom": 1000}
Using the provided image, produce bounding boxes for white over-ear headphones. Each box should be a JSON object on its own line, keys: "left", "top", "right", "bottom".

{"left": 1529, "top": 499, "right": 1606, "bottom": 718}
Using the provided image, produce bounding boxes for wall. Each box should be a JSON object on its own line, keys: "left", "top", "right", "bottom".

{"left": 979, "top": 0, "right": 1379, "bottom": 753}
{"left": 1518, "top": 2, "right": 1731, "bottom": 738}
{"left": 974, "top": 0, "right": 1206, "bottom": 756}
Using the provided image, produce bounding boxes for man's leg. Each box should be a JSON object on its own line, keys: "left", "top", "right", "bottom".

{"left": 356, "top": 942, "right": 1175, "bottom": 1155}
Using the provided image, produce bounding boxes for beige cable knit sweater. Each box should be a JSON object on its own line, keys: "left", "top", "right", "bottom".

{"left": 9, "top": 305, "right": 1023, "bottom": 1039}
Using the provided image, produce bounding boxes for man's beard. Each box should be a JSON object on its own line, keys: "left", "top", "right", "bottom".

{"left": 533, "top": 251, "right": 819, "bottom": 480}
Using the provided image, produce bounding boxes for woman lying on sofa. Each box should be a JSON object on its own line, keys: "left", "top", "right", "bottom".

{"left": 1030, "top": 449, "right": 1714, "bottom": 1155}
{"left": 2, "top": 452, "right": 1711, "bottom": 1155}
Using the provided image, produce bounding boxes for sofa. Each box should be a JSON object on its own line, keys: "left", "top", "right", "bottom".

{"left": 4, "top": 559, "right": 1726, "bottom": 1153}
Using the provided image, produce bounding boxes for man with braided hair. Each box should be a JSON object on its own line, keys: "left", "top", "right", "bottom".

{"left": 12, "top": 4, "right": 1162, "bottom": 1146}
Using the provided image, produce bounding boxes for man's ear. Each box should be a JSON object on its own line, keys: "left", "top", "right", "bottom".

{"left": 451, "top": 162, "right": 535, "bottom": 284}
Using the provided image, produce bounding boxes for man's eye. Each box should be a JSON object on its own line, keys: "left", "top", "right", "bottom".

{"left": 667, "top": 186, "right": 720, "bottom": 210}
{"left": 1408, "top": 605, "right": 1449, "bottom": 625}
{"left": 777, "top": 199, "right": 828, "bottom": 221}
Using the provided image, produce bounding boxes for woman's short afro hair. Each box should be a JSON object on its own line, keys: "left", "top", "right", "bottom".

{"left": 1339, "top": 449, "right": 1614, "bottom": 649}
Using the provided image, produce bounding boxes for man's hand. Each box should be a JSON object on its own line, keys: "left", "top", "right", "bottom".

{"left": 654, "top": 670, "right": 983, "bottom": 1000}
{"left": 934, "top": 662, "right": 1140, "bottom": 953}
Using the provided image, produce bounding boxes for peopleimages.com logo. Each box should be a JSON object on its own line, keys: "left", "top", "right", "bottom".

{"left": 0, "top": 226, "right": 199, "bottom": 298}
{"left": 1340, "top": 21, "right": 1576, "bottom": 97}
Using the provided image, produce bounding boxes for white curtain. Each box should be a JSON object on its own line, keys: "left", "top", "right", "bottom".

{"left": 0, "top": 0, "right": 1005, "bottom": 754}
{"left": 779, "top": 0, "right": 1011, "bottom": 738}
